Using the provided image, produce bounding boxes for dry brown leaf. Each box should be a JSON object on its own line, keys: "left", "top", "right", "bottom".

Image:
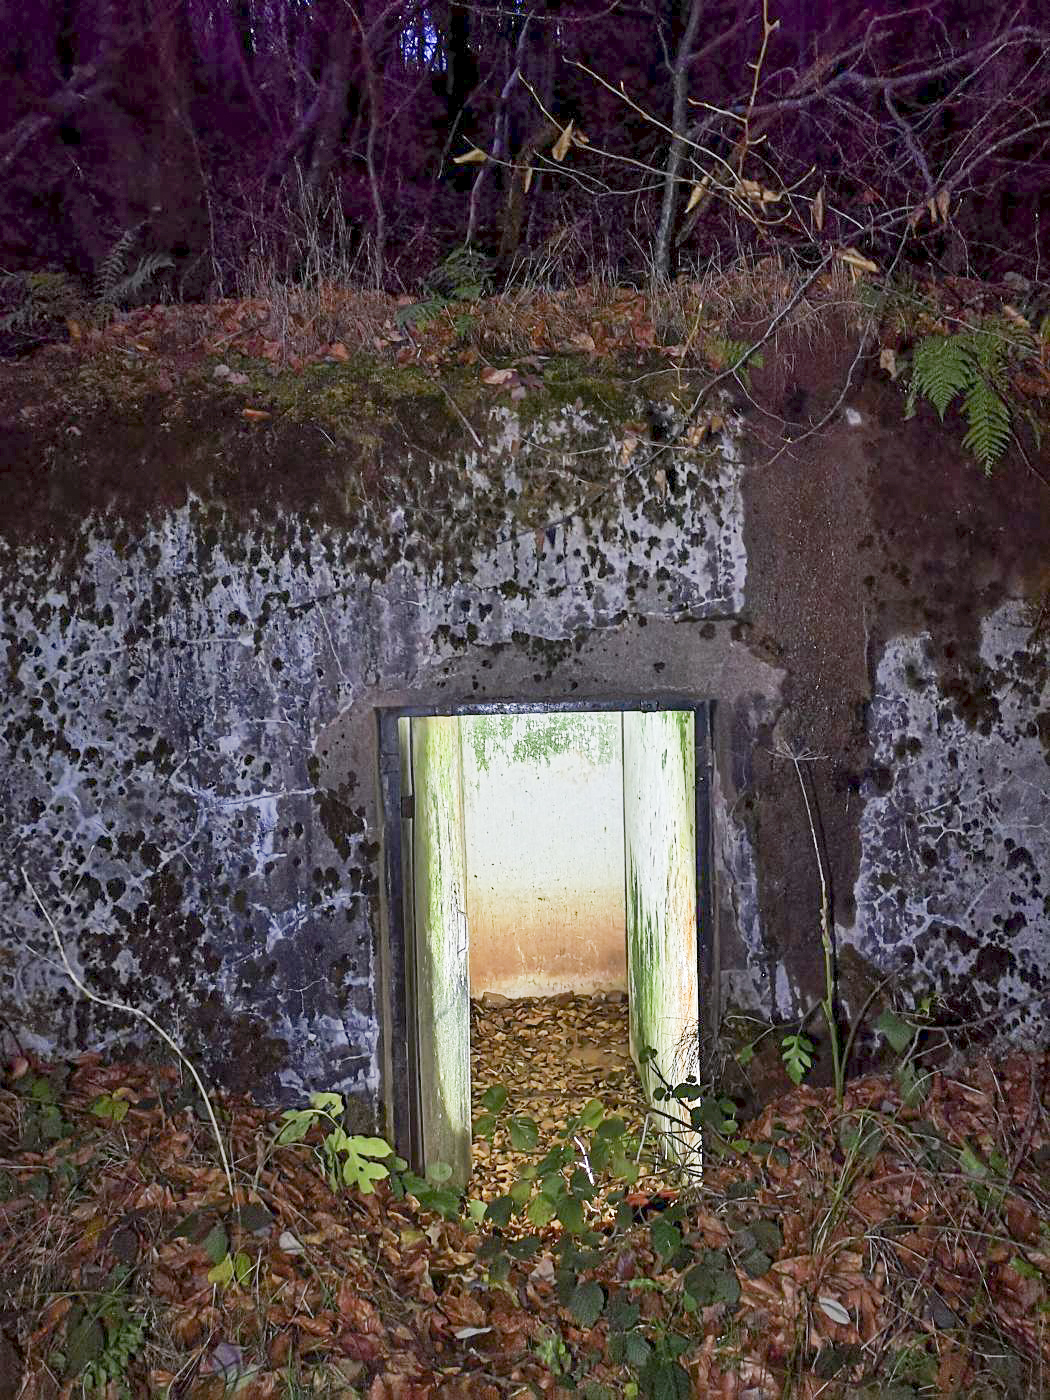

{"left": 836, "top": 247, "right": 878, "bottom": 274}
{"left": 811, "top": 185, "right": 825, "bottom": 233}
{"left": 551, "top": 122, "right": 574, "bottom": 162}
{"left": 480, "top": 366, "right": 515, "bottom": 386}
{"left": 685, "top": 179, "right": 709, "bottom": 213}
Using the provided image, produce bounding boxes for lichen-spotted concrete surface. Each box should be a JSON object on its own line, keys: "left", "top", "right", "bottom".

{"left": 0, "top": 343, "right": 1048, "bottom": 1126}
{"left": 850, "top": 601, "right": 1050, "bottom": 1039}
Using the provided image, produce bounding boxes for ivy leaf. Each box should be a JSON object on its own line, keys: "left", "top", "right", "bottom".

{"left": 650, "top": 1217, "right": 681, "bottom": 1258}
{"left": 202, "top": 1223, "right": 229, "bottom": 1264}
{"left": 480, "top": 1084, "right": 509, "bottom": 1112}
{"left": 556, "top": 1196, "right": 586, "bottom": 1234}
{"left": 568, "top": 1280, "right": 605, "bottom": 1328}
{"left": 276, "top": 1109, "right": 314, "bottom": 1144}
{"left": 509, "top": 1116, "right": 539, "bottom": 1151}
{"left": 485, "top": 1196, "right": 515, "bottom": 1226}
{"left": 341, "top": 1154, "right": 389, "bottom": 1193}
{"left": 208, "top": 1252, "right": 235, "bottom": 1287}
{"left": 309, "top": 1091, "right": 344, "bottom": 1116}
{"left": 639, "top": 1356, "right": 691, "bottom": 1399}
{"left": 330, "top": 1136, "right": 393, "bottom": 1194}
{"left": 875, "top": 1009, "right": 914, "bottom": 1054}
{"left": 527, "top": 1194, "right": 556, "bottom": 1227}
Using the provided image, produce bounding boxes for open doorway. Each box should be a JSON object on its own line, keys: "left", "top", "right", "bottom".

{"left": 377, "top": 702, "right": 713, "bottom": 1187}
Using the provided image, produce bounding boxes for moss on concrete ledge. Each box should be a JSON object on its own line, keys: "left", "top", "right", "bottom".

{"left": 0, "top": 349, "right": 703, "bottom": 586}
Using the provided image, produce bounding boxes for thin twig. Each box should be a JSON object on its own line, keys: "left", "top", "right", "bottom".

{"left": 22, "top": 868, "right": 235, "bottom": 1200}
{"left": 777, "top": 746, "right": 844, "bottom": 1104}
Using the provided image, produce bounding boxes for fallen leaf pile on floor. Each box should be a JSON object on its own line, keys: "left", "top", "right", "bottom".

{"left": 470, "top": 993, "right": 651, "bottom": 1199}
{"left": 1, "top": 1042, "right": 1049, "bottom": 1399}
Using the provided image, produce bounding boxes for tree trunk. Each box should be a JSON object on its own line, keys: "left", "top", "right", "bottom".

{"left": 654, "top": 0, "right": 704, "bottom": 280}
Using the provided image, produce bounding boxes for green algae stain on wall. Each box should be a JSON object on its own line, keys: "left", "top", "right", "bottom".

{"left": 466, "top": 711, "right": 619, "bottom": 773}
{"left": 623, "top": 710, "right": 698, "bottom": 1153}
{"left": 410, "top": 716, "right": 472, "bottom": 1186}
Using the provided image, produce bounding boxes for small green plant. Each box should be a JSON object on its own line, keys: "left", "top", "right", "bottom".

{"left": 207, "top": 1247, "right": 254, "bottom": 1289}
{"left": 776, "top": 745, "right": 847, "bottom": 1103}
{"left": 276, "top": 1091, "right": 396, "bottom": 1193}
{"left": 478, "top": 1084, "right": 645, "bottom": 1241}
{"left": 874, "top": 1002, "right": 935, "bottom": 1106}
{"left": 780, "top": 1032, "right": 814, "bottom": 1086}
{"left": 396, "top": 243, "right": 492, "bottom": 333}
{"left": 427, "top": 243, "right": 494, "bottom": 301}
{"left": 393, "top": 1159, "right": 467, "bottom": 1220}
{"left": 90, "top": 1091, "right": 130, "bottom": 1124}
{"left": 535, "top": 1326, "right": 573, "bottom": 1377}
{"left": 0, "top": 228, "right": 172, "bottom": 342}
{"left": 79, "top": 1313, "right": 145, "bottom": 1395}
{"left": 0, "top": 269, "right": 84, "bottom": 335}
{"left": 57, "top": 1269, "right": 146, "bottom": 1398}
{"left": 702, "top": 332, "right": 764, "bottom": 385}
{"left": 645, "top": 1050, "right": 744, "bottom": 1161}
{"left": 16, "top": 1072, "right": 73, "bottom": 1149}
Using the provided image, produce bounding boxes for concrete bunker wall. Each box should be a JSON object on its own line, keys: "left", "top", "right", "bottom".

{"left": 1, "top": 357, "right": 1048, "bottom": 1125}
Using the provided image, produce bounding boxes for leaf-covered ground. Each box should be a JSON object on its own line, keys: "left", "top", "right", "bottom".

{"left": 2, "top": 1042, "right": 1049, "bottom": 1400}
{"left": 469, "top": 993, "right": 651, "bottom": 1201}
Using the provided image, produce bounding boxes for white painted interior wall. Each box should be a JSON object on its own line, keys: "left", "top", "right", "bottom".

{"left": 460, "top": 712, "right": 628, "bottom": 998}
{"left": 623, "top": 710, "right": 700, "bottom": 1125}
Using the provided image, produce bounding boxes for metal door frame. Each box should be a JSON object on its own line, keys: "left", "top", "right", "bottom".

{"left": 376, "top": 698, "right": 715, "bottom": 1166}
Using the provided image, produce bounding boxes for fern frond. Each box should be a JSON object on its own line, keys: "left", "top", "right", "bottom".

{"left": 395, "top": 295, "right": 445, "bottom": 330}
{"left": 703, "top": 334, "right": 763, "bottom": 374}
{"left": 98, "top": 252, "right": 174, "bottom": 307}
{"left": 428, "top": 244, "right": 493, "bottom": 299}
{"left": 95, "top": 227, "right": 139, "bottom": 301}
{"left": 905, "top": 320, "right": 1020, "bottom": 471}
{"left": 905, "top": 334, "right": 973, "bottom": 420}
{"left": 961, "top": 375, "right": 1011, "bottom": 473}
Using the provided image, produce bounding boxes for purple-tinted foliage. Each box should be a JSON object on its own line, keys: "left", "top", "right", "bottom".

{"left": 0, "top": 0, "right": 1047, "bottom": 299}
